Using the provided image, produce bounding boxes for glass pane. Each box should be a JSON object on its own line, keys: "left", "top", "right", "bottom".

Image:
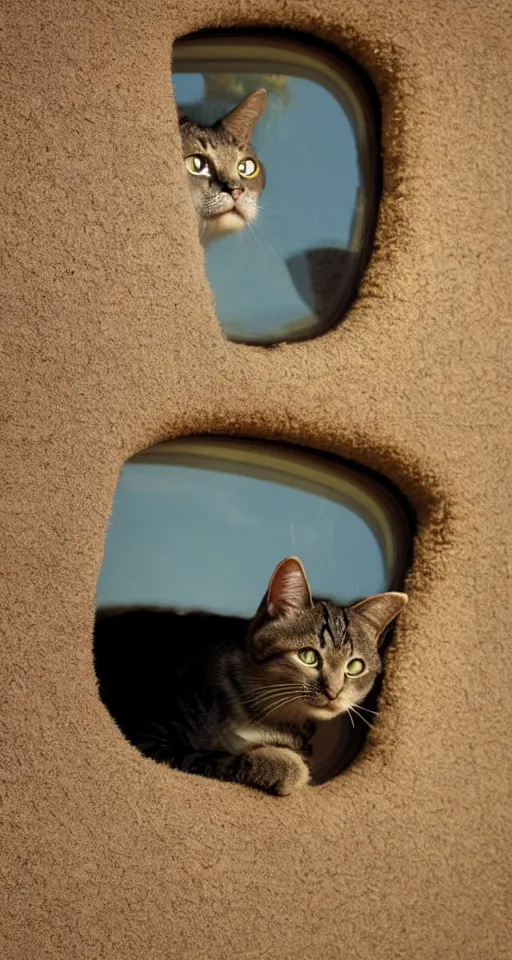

{"left": 97, "top": 440, "right": 405, "bottom": 616}
{"left": 173, "top": 37, "right": 377, "bottom": 344}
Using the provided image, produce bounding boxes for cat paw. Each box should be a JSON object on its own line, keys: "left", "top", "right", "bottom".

{"left": 250, "top": 746, "right": 310, "bottom": 796}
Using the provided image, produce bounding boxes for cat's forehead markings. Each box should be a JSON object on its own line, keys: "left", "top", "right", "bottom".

{"left": 319, "top": 603, "right": 333, "bottom": 648}
{"left": 214, "top": 127, "right": 238, "bottom": 147}
{"left": 321, "top": 603, "right": 349, "bottom": 650}
{"left": 337, "top": 609, "right": 349, "bottom": 648}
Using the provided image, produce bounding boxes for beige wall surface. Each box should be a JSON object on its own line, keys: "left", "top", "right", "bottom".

{"left": 1, "top": 2, "right": 510, "bottom": 958}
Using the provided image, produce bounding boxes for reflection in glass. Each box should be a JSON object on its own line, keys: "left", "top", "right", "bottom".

{"left": 173, "top": 36, "right": 378, "bottom": 344}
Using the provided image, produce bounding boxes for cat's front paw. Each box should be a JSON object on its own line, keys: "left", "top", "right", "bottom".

{"left": 250, "top": 746, "right": 310, "bottom": 796}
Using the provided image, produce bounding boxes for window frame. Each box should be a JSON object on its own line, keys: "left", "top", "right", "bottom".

{"left": 130, "top": 435, "right": 409, "bottom": 592}
{"left": 101, "top": 434, "right": 410, "bottom": 782}
{"left": 172, "top": 30, "right": 380, "bottom": 344}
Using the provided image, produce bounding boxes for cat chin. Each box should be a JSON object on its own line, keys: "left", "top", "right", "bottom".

{"left": 203, "top": 210, "right": 247, "bottom": 240}
{"left": 306, "top": 704, "right": 346, "bottom": 722}
{"left": 281, "top": 701, "right": 346, "bottom": 723}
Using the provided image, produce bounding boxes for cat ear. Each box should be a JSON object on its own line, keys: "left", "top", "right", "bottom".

{"left": 177, "top": 107, "right": 188, "bottom": 124}
{"left": 267, "top": 557, "right": 313, "bottom": 618}
{"left": 350, "top": 592, "right": 408, "bottom": 641}
{"left": 220, "top": 89, "right": 267, "bottom": 142}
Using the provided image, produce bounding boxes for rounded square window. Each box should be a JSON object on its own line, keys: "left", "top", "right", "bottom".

{"left": 173, "top": 33, "right": 379, "bottom": 344}
{"left": 96, "top": 438, "right": 409, "bottom": 784}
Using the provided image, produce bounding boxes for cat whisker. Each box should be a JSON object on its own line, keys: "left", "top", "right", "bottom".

{"left": 231, "top": 695, "right": 298, "bottom": 711}
{"left": 243, "top": 220, "right": 276, "bottom": 266}
{"left": 347, "top": 708, "right": 355, "bottom": 729}
{"left": 235, "top": 681, "right": 307, "bottom": 696}
{"left": 248, "top": 218, "right": 284, "bottom": 257}
{"left": 242, "top": 682, "right": 308, "bottom": 696}
{"left": 245, "top": 220, "right": 261, "bottom": 244}
{"left": 242, "top": 691, "right": 307, "bottom": 701}
{"left": 231, "top": 685, "right": 307, "bottom": 708}
{"left": 253, "top": 694, "right": 305, "bottom": 726}
{"left": 349, "top": 706, "right": 374, "bottom": 729}
{"left": 245, "top": 681, "right": 307, "bottom": 694}
{"left": 247, "top": 214, "right": 271, "bottom": 238}
{"left": 251, "top": 201, "right": 276, "bottom": 227}
{"left": 355, "top": 704, "right": 378, "bottom": 716}
{"left": 222, "top": 689, "right": 306, "bottom": 711}
{"left": 257, "top": 695, "right": 306, "bottom": 725}
{"left": 248, "top": 691, "right": 300, "bottom": 719}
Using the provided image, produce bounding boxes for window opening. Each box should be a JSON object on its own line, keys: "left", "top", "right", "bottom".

{"left": 173, "top": 32, "right": 379, "bottom": 344}
{"left": 96, "top": 438, "right": 410, "bottom": 785}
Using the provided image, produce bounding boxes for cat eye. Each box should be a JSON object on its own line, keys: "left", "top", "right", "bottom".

{"left": 298, "top": 648, "right": 320, "bottom": 667}
{"left": 237, "top": 158, "right": 259, "bottom": 179}
{"left": 345, "top": 658, "right": 366, "bottom": 677}
{"left": 185, "top": 155, "right": 211, "bottom": 177}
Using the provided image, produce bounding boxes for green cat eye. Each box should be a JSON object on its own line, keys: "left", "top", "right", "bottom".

{"left": 238, "top": 158, "right": 259, "bottom": 179}
{"left": 345, "top": 658, "right": 366, "bottom": 677}
{"left": 185, "top": 155, "right": 211, "bottom": 177}
{"left": 298, "top": 648, "right": 320, "bottom": 667}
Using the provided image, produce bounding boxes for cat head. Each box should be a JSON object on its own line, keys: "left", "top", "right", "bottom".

{"left": 178, "top": 90, "right": 267, "bottom": 244}
{"left": 246, "top": 557, "right": 408, "bottom": 725}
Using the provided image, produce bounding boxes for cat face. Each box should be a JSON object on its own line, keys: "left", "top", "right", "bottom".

{"left": 178, "top": 90, "right": 267, "bottom": 244}
{"left": 246, "top": 557, "right": 408, "bottom": 725}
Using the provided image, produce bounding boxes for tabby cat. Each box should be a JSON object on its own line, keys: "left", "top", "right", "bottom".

{"left": 94, "top": 557, "right": 407, "bottom": 796}
{"left": 178, "top": 89, "right": 267, "bottom": 243}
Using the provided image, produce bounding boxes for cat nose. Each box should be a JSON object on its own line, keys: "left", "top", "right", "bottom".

{"left": 220, "top": 182, "right": 243, "bottom": 200}
{"left": 325, "top": 686, "right": 341, "bottom": 701}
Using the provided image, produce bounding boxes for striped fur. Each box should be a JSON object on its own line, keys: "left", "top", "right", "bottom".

{"left": 94, "top": 558, "right": 407, "bottom": 795}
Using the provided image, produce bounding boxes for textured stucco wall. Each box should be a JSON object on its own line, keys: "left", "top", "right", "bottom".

{"left": 1, "top": 2, "right": 510, "bottom": 958}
